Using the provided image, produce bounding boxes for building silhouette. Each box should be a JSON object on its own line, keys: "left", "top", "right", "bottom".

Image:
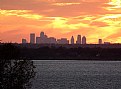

{"left": 22, "top": 39, "right": 27, "bottom": 44}
{"left": 40, "top": 32, "right": 45, "bottom": 44}
{"left": 57, "top": 38, "right": 69, "bottom": 44}
{"left": 36, "top": 37, "right": 41, "bottom": 44}
{"left": 82, "top": 36, "right": 86, "bottom": 44}
{"left": 21, "top": 32, "right": 115, "bottom": 45}
{"left": 30, "top": 33, "right": 35, "bottom": 44}
{"left": 71, "top": 36, "right": 74, "bottom": 44}
{"left": 48, "top": 37, "right": 57, "bottom": 44}
{"left": 35, "top": 32, "right": 57, "bottom": 44}
{"left": 76, "top": 35, "right": 81, "bottom": 44}
{"left": 44, "top": 35, "right": 49, "bottom": 44}
{"left": 40, "top": 32, "right": 44, "bottom": 38}
{"left": 26, "top": 32, "right": 89, "bottom": 45}
{"left": 99, "top": 39, "right": 102, "bottom": 44}
{"left": 39, "top": 32, "right": 49, "bottom": 44}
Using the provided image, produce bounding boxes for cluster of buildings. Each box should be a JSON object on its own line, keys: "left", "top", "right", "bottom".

{"left": 22, "top": 32, "right": 88, "bottom": 44}
{"left": 22, "top": 32, "right": 113, "bottom": 45}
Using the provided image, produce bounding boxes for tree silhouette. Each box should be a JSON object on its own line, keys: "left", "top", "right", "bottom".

{"left": 0, "top": 44, "right": 36, "bottom": 89}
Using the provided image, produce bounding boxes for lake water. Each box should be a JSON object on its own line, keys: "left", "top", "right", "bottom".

{"left": 31, "top": 60, "right": 121, "bottom": 89}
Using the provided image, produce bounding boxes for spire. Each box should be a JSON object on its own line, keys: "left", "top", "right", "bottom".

{"left": 76, "top": 35, "right": 81, "bottom": 44}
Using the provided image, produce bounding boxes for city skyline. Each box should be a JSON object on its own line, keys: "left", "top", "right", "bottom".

{"left": 22, "top": 32, "right": 87, "bottom": 44}
{"left": 22, "top": 31, "right": 110, "bottom": 45}
{"left": 0, "top": 0, "right": 121, "bottom": 43}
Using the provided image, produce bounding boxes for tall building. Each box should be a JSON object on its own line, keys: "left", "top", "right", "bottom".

{"left": 40, "top": 32, "right": 48, "bottom": 44}
{"left": 40, "top": 32, "right": 44, "bottom": 38}
{"left": 22, "top": 39, "right": 27, "bottom": 44}
{"left": 36, "top": 37, "right": 41, "bottom": 44}
{"left": 76, "top": 35, "right": 81, "bottom": 44}
{"left": 98, "top": 39, "right": 102, "bottom": 44}
{"left": 71, "top": 36, "right": 74, "bottom": 44}
{"left": 82, "top": 36, "right": 86, "bottom": 44}
{"left": 30, "top": 33, "right": 35, "bottom": 44}
{"left": 44, "top": 35, "right": 48, "bottom": 44}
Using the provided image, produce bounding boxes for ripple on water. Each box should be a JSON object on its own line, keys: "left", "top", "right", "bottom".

{"left": 31, "top": 60, "right": 121, "bottom": 89}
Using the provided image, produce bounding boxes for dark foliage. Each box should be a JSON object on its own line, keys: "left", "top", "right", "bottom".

{"left": 0, "top": 44, "right": 36, "bottom": 89}
{"left": 17, "top": 45, "right": 121, "bottom": 60}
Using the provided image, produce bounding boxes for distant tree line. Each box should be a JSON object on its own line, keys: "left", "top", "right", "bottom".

{"left": 0, "top": 44, "right": 36, "bottom": 89}
{"left": 7, "top": 45, "right": 121, "bottom": 60}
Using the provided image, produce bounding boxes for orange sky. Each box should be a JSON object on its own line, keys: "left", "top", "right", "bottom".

{"left": 0, "top": 0, "right": 121, "bottom": 43}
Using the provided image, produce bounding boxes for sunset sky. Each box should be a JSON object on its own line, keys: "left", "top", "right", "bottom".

{"left": 0, "top": 0, "right": 121, "bottom": 43}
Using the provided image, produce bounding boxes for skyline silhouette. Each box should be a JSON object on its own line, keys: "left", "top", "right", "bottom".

{"left": 22, "top": 32, "right": 95, "bottom": 44}
{"left": 21, "top": 31, "right": 115, "bottom": 45}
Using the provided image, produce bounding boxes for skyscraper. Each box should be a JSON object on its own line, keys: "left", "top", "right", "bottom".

{"left": 40, "top": 32, "right": 48, "bottom": 44}
{"left": 98, "top": 39, "right": 102, "bottom": 44}
{"left": 71, "top": 36, "right": 74, "bottom": 44}
{"left": 44, "top": 34, "right": 48, "bottom": 44}
{"left": 40, "top": 32, "right": 44, "bottom": 38}
{"left": 30, "top": 33, "right": 35, "bottom": 44}
{"left": 76, "top": 35, "right": 81, "bottom": 44}
{"left": 36, "top": 37, "right": 41, "bottom": 44}
{"left": 82, "top": 36, "right": 86, "bottom": 44}
{"left": 22, "top": 39, "right": 27, "bottom": 44}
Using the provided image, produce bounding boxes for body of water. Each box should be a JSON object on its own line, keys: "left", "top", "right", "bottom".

{"left": 31, "top": 60, "right": 121, "bottom": 89}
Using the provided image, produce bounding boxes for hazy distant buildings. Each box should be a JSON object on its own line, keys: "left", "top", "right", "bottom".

{"left": 76, "top": 35, "right": 81, "bottom": 44}
{"left": 39, "top": 32, "right": 50, "bottom": 44}
{"left": 99, "top": 39, "right": 102, "bottom": 44}
{"left": 40, "top": 32, "right": 44, "bottom": 38}
{"left": 21, "top": 31, "right": 115, "bottom": 45}
{"left": 36, "top": 37, "right": 41, "bottom": 44}
{"left": 104, "top": 42, "right": 110, "bottom": 44}
{"left": 40, "top": 32, "right": 46, "bottom": 44}
{"left": 22, "top": 39, "right": 27, "bottom": 44}
{"left": 82, "top": 36, "right": 86, "bottom": 44}
{"left": 21, "top": 32, "right": 114, "bottom": 45}
{"left": 57, "top": 38, "right": 69, "bottom": 44}
{"left": 48, "top": 37, "right": 57, "bottom": 44}
{"left": 30, "top": 33, "right": 35, "bottom": 44}
{"left": 71, "top": 36, "right": 74, "bottom": 44}
{"left": 35, "top": 32, "right": 57, "bottom": 44}
{"left": 25, "top": 32, "right": 88, "bottom": 45}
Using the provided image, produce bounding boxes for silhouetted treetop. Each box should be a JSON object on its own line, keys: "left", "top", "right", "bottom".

{"left": 0, "top": 44, "right": 36, "bottom": 89}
